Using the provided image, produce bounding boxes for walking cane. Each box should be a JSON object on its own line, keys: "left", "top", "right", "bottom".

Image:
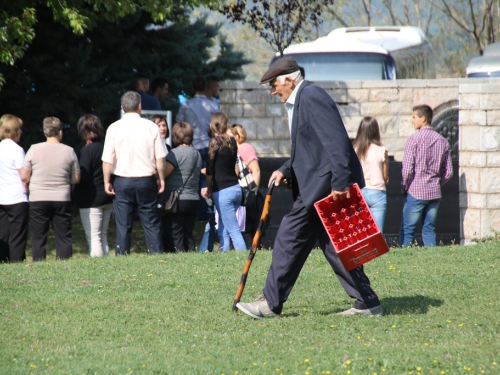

{"left": 232, "top": 178, "right": 277, "bottom": 312}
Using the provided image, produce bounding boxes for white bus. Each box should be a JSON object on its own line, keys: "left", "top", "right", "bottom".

{"left": 273, "top": 26, "right": 435, "bottom": 81}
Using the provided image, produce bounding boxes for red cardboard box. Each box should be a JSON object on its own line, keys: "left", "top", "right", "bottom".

{"left": 314, "top": 183, "right": 389, "bottom": 271}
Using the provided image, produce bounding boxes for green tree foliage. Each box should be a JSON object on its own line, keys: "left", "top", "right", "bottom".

{"left": 214, "top": 0, "right": 330, "bottom": 56}
{"left": 0, "top": 6, "right": 248, "bottom": 150}
{"left": 0, "top": 1, "right": 217, "bottom": 81}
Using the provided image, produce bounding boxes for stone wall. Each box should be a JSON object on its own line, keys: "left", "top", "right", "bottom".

{"left": 219, "top": 78, "right": 500, "bottom": 244}
{"left": 219, "top": 79, "right": 461, "bottom": 160}
{"left": 458, "top": 80, "right": 500, "bottom": 244}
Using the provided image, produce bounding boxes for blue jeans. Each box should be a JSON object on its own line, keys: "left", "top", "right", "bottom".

{"left": 213, "top": 184, "right": 247, "bottom": 251}
{"left": 399, "top": 193, "right": 441, "bottom": 247}
{"left": 198, "top": 203, "right": 216, "bottom": 252}
{"left": 361, "top": 188, "right": 387, "bottom": 232}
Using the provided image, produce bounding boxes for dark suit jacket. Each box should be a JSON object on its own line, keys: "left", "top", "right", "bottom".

{"left": 278, "top": 82, "right": 365, "bottom": 211}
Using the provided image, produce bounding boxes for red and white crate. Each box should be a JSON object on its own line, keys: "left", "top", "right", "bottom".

{"left": 314, "top": 183, "right": 390, "bottom": 271}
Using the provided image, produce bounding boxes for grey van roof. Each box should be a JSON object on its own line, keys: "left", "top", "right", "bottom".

{"left": 466, "top": 54, "right": 500, "bottom": 77}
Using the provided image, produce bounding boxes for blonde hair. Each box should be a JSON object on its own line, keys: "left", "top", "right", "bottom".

{"left": 0, "top": 114, "right": 23, "bottom": 140}
{"left": 210, "top": 112, "right": 228, "bottom": 136}
{"left": 231, "top": 124, "right": 247, "bottom": 144}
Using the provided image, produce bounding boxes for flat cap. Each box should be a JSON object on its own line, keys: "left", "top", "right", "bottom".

{"left": 260, "top": 57, "right": 300, "bottom": 84}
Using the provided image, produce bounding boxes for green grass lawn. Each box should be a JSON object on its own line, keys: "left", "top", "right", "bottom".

{"left": 1, "top": 216, "right": 499, "bottom": 374}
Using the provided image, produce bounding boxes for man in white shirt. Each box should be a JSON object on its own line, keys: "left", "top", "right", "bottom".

{"left": 102, "top": 91, "right": 168, "bottom": 255}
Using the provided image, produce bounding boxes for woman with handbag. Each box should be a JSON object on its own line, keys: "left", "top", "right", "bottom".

{"left": 231, "top": 123, "right": 262, "bottom": 248}
{"left": 161, "top": 121, "right": 202, "bottom": 252}
{"left": 205, "top": 113, "right": 247, "bottom": 252}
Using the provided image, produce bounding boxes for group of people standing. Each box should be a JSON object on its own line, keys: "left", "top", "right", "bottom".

{"left": 0, "top": 74, "right": 261, "bottom": 262}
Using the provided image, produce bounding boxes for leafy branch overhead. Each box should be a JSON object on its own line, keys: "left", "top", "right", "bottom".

{"left": 215, "top": 0, "right": 330, "bottom": 56}
{"left": 0, "top": 0, "right": 216, "bottom": 87}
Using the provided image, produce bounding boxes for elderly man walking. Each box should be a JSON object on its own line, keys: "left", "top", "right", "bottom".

{"left": 102, "top": 91, "right": 168, "bottom": 255}
{"left": 236, "top": 57, "right": 382, "bottom": 319}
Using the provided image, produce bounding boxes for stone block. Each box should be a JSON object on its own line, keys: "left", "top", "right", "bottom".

{"left": 479, "top": 167, "right": 500, "bottom": 194}
{"left": 347, "top": 89, "right": 369, "bottom": 103}
{"left": 480, "top": 94, "right": 500, "bottom": 110}
{"left": 221, "top": 81, "right": 263, "bottom": 90}
{"left": 277, "top": 140, "right": 292, "bottom": 157}
{"left": 266, "top": 103, "right": 285, "bottom": 117}
{"left": 461, "top": 208, "right": 481, "bottom": 240}
{"left": 398, "top": 79, "right": 426, "bottom": 88}
{"left": 398, "top": 118, "right": 416, "bottom": 137}
{"left": 414, "top": 88, "right": 458, "bottom": 108}
{"left": 399, "top": 88, "right": 415, "bottom": 101}
{"left": 252, "top": 140, "right": 282, "bottom": 157}
{"left": 481, "top": 127, "right": 500, "bottom": 151}
{"left": 486, "top": 110, "right": 500, "bottom": 126}
{"left": 219, "top": 89, "right": 238, "bottom": 103}
{"left": 227, "top": 105, "right": 243, "bottom": 118}
{"left": 343, "top": 116, "right": 363, "bottom": 135}
{"left": 338, "top": 103, "right": 361, "bottom": 117}
{"left": 330, "top": 89, "right": 348, "bottom": 103}
{"left": 369, "top": 88, "right": 400, "bottom": 102}
{"left": 388, "top": 101, "right": 412, "bottom": 116}
{"left": 460, "top": 80, "right": 500, "bottom": 93}
{"left": 377, "top": 116, "right": 400, "bottom": 136}
{"left": 232, "top": 118, "right": 257, "bottom": 138}
{"left": 382, "top": 137, "right": 407, "bottom": 157}
{"left": 480, "top": 209, "right": 500, "bottom": 239}
{"left": 459, "top": 151, "right": 486, "bottom": 167}
{"left": 360, "top": 102, "right": 389, "bottom": 115}
{"left": 459, "top": 167, "right": 480, "bottom": 193}
{"left": 459, "top": 110, "right": 486, "bottom": 126}
{"left": 273, "top": 117, "right": 290, "bottom": 139}
{"left": 459, "top": 93, "right": 480, "bottom": 110}
{"left": 459, "top": 125, "right": 481, "bottom": 151}
{"left": 253, "top": 118, "right": 273, "bottom": 139}
{"left": 242, "top": 103, "right": 266, "bottom": 118}
{"left": 426, "top": 78, "right": 459, "bottom": 87}
{"left": 487, "top": 152, "right": 500, "bottom": 167}
{"left": 337, "top": 81, "right": 363, "bottom": 89}
{"left": 459, "top": 192, "right": 486, "bottom": 208}
{"left": 362, "top": 80, "right": 398, "bottom": 88}
{"left": 237, "top": 89, "right": 268, "bottom": 104}
{"left": 486, "top": 194, "right": 500, "bottom": 209}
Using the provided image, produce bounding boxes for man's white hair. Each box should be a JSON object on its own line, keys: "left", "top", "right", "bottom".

{"left": 276, "top": 70, "right": 303, "bottom": 84}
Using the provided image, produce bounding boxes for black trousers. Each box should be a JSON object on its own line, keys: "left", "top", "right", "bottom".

{"left": 113, "top": 176, "right": 164, "bottom": 255}
{"left": 263, "top": 194, "right": 380, "bottom": 314}
{"left": 30, "top": 201, "right": 72, "bottom": 261}
{"left": 161, "top": 199, "right": 199, "bottom": 252}
{"left": 0, "top": 202, "right": 29, "bottom": 263}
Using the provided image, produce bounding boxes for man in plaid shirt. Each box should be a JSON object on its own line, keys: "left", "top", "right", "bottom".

{"left": 400, "top": 104, "right": 453, "bottom": 247}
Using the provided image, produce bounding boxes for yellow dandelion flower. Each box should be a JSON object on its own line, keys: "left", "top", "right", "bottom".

{"left": 372, "top": 338, "right": 375, "bottom": 342}
{"left": 143, "top": 364, "right": 146, "bottom": 367}
{"left": 357, "top": 335, "right": 361, "bottom": 339}
{"left": 305, "top": 359, "right": 310, "bottom": 363}
{"left": 417, "top": 367, "right": 421, "bottom": 371}
{"left": 425, "top": 343, "right": 429, "bottom": 346}
{"left": 253, "top": 362, "right": 257, "bottom": 366}
{"left": 147, "top": 274, "right": 153, "bottom": 277}
{"left": 30, "top": 364, "right": 36, "bottom": 369}
{"left": 347, "top": 371, "right": 351, "bottom": 374}
{"left": 459, "top": 323, "right": 464, "bottom": 327}
{"left": 446, "top": 320, "right": 452, "bottom": 323}
{"left": 346, "top": 360, "right": 351, "bottom": 365}
{"left": 493, "top": 362, "right": 497, "bottom": 365}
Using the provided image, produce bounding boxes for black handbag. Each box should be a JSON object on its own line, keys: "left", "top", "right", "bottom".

{"left": 157, "top": 189, "right": 179, "bottom": 215}
{"left": 157, "top": 150, "right": 199, "bottom": 215}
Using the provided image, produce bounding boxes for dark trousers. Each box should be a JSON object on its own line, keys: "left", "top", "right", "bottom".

{"left": 30, "top": 201, "right": 72, "bottom": 261}
{"left": 263, "top": 195, "right": 380, "bottom": 314}
{"left": 161, "top": 199, "right": 199, "bottom": 252}
{"left": 113, "top": 176, "right": 164, "bottom": 255}
{"left": 0, "top": 202, "right": 29, "bottom": 263}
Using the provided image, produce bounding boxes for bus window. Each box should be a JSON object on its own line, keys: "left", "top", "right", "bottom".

{"left": 275, "top": 52, "right": 396, "bottom": 81}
